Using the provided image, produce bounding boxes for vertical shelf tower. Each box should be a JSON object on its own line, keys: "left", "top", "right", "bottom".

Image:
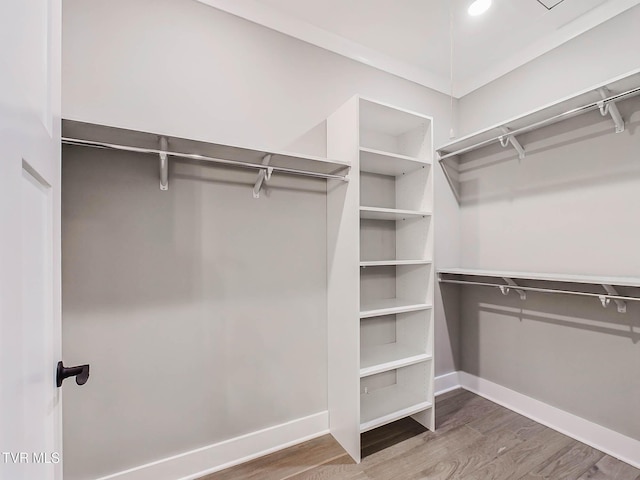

{"left": 327, "top": 96, "right": 434, "bottom": 462}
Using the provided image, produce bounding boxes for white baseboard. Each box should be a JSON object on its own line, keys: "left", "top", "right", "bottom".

{"left": 434, "top": 371, "right": 461, "bottom": 396}
{"left": 459, "top": 372, "right": 640, "bottom": 469}
{"left": 94, "top": 411, "right": 329, "bottom": 480}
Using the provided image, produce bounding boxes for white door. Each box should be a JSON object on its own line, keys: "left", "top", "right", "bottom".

{"left": 0, "top": 0, "right": 63, "bottom": 479}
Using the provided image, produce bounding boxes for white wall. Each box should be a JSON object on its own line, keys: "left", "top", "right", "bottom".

{"left": 458, "top": 5, "right": 640, "bottom": 136}
{"left": 62, "top": 0, "right": 460, "bottom": 478}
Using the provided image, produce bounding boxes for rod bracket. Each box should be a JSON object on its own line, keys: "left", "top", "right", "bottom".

{"left": 159, "top": 137, "right": 169, "bottom": 191}
{"left": 503, "top": 277, "right": 526, "bottom": 300}
{"left": 499, "top": 127, "right": 525, "bottom": 160}
{"left": 253, "top": 154, "right": 273, "bottom": 199}
{"left": 597, "top": 88, "right": 625, "bottom": 134}
{"left": 602, "top": 284, "right": 626, "bottom": 313}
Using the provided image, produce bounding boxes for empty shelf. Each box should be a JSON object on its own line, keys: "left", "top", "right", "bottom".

{"left": 360, "top": 299, "right": 432, "bottom": 318}
{"left": 62, "top": 119, "right": 351, "bottom": 179}
{"left": 360, "top": 384, "right": 432, "bottom": 433}
{"left": 360, "top": 260, "right": 431, "bottom": 267}
{"left": 360, "top": 206, "right": 431, "bottom": 221}
{"left": 360, "top": 344, "right": 432, "bottom": 378}
{"left": 360, "top": 147, "right": 429, "bottom": 176}
{"left": 438, "top": 268, "right": 640, "bottom": 288}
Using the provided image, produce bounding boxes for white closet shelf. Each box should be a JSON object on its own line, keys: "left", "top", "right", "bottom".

{"left": 359, "top": 147, "right": 429, "bottom": 176}
{"left": 438, "top": 268, "right": 640, "bottom": 314}
{"left": 359, "top": 97, "right": 432, "bottom": 137}
{"left": 360, "top": 344, "right": 431, "bottom": 378}
{"left": 436, "top": 70, "right": 640, "bottom": 162}
{"left": 360, "top": 260, "right": 431, "bottom": 267}
{"left": 360, "top": 299, "right": 432, "bottom": 318}
{"left": 438, "top": 268, "right": 640, "bottom": 288}
{"left": 62, "top": 120, "right": 351, "bottom": 190}
{"left": 360, "top": 385, "right": 432, "bottom": 433}
{"left": 360, "top": 206, "right": 431, "bottom": 221}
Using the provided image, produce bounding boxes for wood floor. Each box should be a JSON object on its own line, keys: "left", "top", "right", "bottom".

{"left": 199, "top": 389, "right": 640, "bottom": 480}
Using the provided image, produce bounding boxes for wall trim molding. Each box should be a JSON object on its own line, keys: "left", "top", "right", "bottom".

{"left": 94, "top": 411, "right": 329, "bottom": 480}
{"left": 90, "top": 372, "right": 640, "bottom": 478}
{"left": 434, "top": 371, "right": 461, "bottom": 396}
{"left": 459, "top": 372, "right": 640, "bottom": 469}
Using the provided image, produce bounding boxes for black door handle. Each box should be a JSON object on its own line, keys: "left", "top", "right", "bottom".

{"left": 56, "top": 361, "right": 90, "bottom": 387}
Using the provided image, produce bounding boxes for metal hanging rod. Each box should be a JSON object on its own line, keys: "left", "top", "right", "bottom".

{"left": 62, "top": 137, "right": 350, "bottom": 182}
{"left": 438, "top": 85, "right": 640, "bottom": 161}
{"left": 438, "top": 278, "right": 640, "bottom": 313}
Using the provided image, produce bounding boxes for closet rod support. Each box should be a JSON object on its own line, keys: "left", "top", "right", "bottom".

{"left": 499, "top": 127, "right": 525, "bottom": 160}
{"left": 597, "top": 88, "right": 624, "bottom": 133}
{"left": 253, "top": 154, "right": 273, "bottom": 199}
{"left": 159, "top": 137, "right": 169, "bottom": 191}
{"left": 503, "top": 277, "right": 526, "bottom": 300}
{"left": 602, "top": 284, "right": 626, "bottom": 313}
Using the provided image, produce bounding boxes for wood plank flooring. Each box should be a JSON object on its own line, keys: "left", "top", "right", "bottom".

{"left": 199, "top": 389, "right": 640, "bottom": 480}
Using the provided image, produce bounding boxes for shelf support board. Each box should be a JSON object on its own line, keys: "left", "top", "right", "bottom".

{"left": 159, "top": 136, "right": 169, "bottom": 191}
{"left": 499, "top": 127, "right": 525, "bottom": 160}
{"left": 602, "top": 284, "right": 626, "bottom": 313}
{"left": 597, "top": 87, "right": 625, "bottom": 134}
{"left": 253, "top": 154, "right": 273, "bottom": 199}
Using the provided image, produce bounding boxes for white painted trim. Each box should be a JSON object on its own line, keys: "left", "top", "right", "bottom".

{"left": 434, "top": 371, "right": 461, "bottom": 396}
{"left": 94, "top": 411, "right": 329, "bottom": 480}
{"left": 194, "top": 0, "right": 640, "bottom": 99}
{"left": 194, "top": 0, "right": 450, "bottom": 95}
{"left": 459, "top": 372, "right": 640, "bottom": 469}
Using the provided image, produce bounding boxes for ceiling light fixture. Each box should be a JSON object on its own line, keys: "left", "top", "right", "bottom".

{"left": 468, "top": 0, "right": 492, "bottom": 16}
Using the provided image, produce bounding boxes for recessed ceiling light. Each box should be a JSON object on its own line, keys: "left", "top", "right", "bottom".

{"left": 468, "top": 0, "right": 492, "bottom": 16}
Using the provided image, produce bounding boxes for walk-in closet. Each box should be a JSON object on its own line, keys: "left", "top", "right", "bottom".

{"left": 2, "top": 1, "right": 640, "bottom": 479}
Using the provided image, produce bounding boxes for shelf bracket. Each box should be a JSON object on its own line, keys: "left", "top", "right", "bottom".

{"left": 602, "top": 284, "right": 626, "bottom": 313}
{"left": 597, "top": 87, "right": 624, "bottom": 134}
{"left": 159, "top": 137, "right": 169, "bottom": 191}
{"left": 253, "top": 154, "right": 273, "bottom": 199}
{"left": 499, "top": 127, "right": 525, "bottom": 160}
{"left": 503, "top": 277, "right": 526, "bottom": 300}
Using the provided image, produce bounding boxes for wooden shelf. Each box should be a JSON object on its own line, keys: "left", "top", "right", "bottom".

{"left": 360, "top": 206, "right": 431, "bottom": 221}
{"left": 360, "top": 260, "right": 431, "bottom": 267}
{"left": 360, "top": 344, "right": 431, "bottom": 378}
{"left": 359, "top": 147, "right": 429, "bottom": 176}
{"left": 360, "top": 299, "right": 432, "bottom": 318}
{"left": 438, "top": 268, "right": 640, "bottom": 288}
{"left": 360, "top": 384, "right": 432, "bottom": 433}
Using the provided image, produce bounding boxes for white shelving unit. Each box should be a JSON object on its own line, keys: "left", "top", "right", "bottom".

{"left": 327, "top": 96, "right": 434, "bottom": 462}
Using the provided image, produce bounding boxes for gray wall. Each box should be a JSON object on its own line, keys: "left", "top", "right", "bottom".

{"left": 452, "top": 5, "right": 640, "bottom": 442}
{"left": 454, "top": 90, "right": 640, "bottom": 440}
{"left": 62, "top": 0, "right": 460, "bottom": 478}
{"left": 62, "top": 149, "right": 329, "bottom": 479}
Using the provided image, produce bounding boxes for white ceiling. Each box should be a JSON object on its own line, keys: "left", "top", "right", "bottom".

{"left": 197, "top": 0, "right": 640, "bottom": 97}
